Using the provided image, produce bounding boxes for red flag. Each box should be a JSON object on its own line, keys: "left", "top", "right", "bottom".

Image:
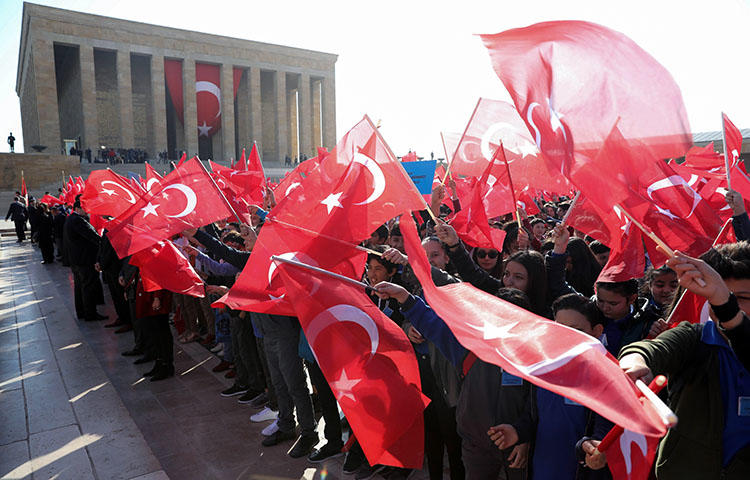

{"left": 236, "top": 148, "right": 247, "bottom": 171}
{"left": 481, "top": 21, "right": 691, "bottom": 184}
{"left": 215, "top": 220, "right": 366, "bottom": 315}
{"left": 247, "top": 142, "right": 265, "bottom": 178}
{"left": 209, "top": 160, "right": 265, "bottom": 203}
{"left": 603, "top": 429, "right": 659, "bottom": 480}
{"left": 80, "top": 169, "right": 139, "bottom": 219}
{"left": 20, "top": 176, "right": 28, "bottom": 207}
{"left": 597, "top": 212, "right": 646, "bottom": 283}
{"left": 402, "top": 151, "right": 418, "bottom": 162}
{"left": 144, "top": 163, "right": 163, "bottom": 191}
{"left": 176, "top": 152, "right": 187, "bottom": 168}
{"left": 39, "top": 194, "right": 63, "bottom": 206}
{"left": 451, "top": 151, "right": 509, "bottom": 251}
{"left": 130, "top": 240, "right": 205, "bottom": 297}
{"left": 196, "top": 63, "right": 221, "bottom": 137}
{"left": 275, "top": 261, "right": 427, "bottom": 468}
{"left": 106, "top": 158, "right": 234, "bottom": 258}
{"left": 400, "top": 216, "right": 666, "bottom": 437}
{"left": 723, "top": 113, "right": 745, "bottom": 182}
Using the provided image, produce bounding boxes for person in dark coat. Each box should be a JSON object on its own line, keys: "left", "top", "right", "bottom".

{"left": 63, "top": 195, "right": 106, "bottom": 322}
{"left": 96, "top": 229, "right": 131, "bottom": 332}
{"left": 37, "top": 203, "right": 55, "bottom": 264}
{"left": 134, "top": 276, "right": 174, "bottom": 381}
{"left": 27, "top": 198, "right": 40, "bottom": 244}
{"left": 5, "top": 196, "right": 27, "bottom": 242}
{"left": 52, "top": 206, "right": 68, "bottom": 264}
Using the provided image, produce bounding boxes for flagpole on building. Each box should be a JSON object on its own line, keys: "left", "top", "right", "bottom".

{"left": 721, "top": 112, "right": 732, "bottom": 190}
{"left": 270, "top": 255, "right": 374, "bottom": 293}
{"left": 441, "top": 98, "right": 481, "bottom": 186}
{"left": 193, "top": 156, "right": 244, "bottom": 224}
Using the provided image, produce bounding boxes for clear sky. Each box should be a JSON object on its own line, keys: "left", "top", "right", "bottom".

{"left": 1, "top": 0, "right": 749, "bottom": 158}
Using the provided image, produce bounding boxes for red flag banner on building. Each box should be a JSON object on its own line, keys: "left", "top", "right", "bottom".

{"left": 130, "top": 240, "right": 205, "bottom": 297}
{"left": 106, "top": 157, "right": 234, "bottom": 258}
{"left": 195, "top": 63, "right": 221, "bottom": 137}
{"left": 275, "top": 260, "right": 428, "bottom": 468}
{"left": 400, "top": 216, "right": 666, "bottom": 437}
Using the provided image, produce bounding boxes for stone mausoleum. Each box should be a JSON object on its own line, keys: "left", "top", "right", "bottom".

{"left": 16, "top": 2, "right": 337, "bottom": 163}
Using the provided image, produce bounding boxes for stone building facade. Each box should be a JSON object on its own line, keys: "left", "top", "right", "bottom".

{"left": 16, "top": 2, "right": 337, "bottom": 163}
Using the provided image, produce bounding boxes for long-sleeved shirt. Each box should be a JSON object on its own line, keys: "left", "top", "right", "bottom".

{"left": 193, "top": 229, "right": 250, "bottom": 270}
{"left": 195, "top": 251, "right": 240, "bottom": 277}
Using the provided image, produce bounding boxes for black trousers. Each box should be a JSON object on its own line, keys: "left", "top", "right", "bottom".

{"left": 103, "top": 272, "right": 130, "bottom": 324}
{"left": 306, "top": 359, "right": 343, "bottom": 446}
{"left": 71, "top": 264, "right": 100, "bottom": 320}
{"left": 143, "top": 314, "right": 173, "bottom": 367}
{"left": 39, "top": 238, "right": 54, "bottom": 262}
{"left": 14, "top": 221, "right": 25, "bottom": 241}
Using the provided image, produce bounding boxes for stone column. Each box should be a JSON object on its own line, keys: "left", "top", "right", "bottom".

{"left": 321, "top": 75, "right": 336, "bottom": 148}
{"left": 298, "top": 73, "right": 312, "bottom": 158}
{"left": 234, "top": 68, "right": 250, "bottom": 153}
{"left": 117, "top": 50, "right": 134, "bottom": 148}
{"left": 182, "top": 59, "right": 199, "bottom": 157}
{"left": 249, "top": 67, "right": 262, "bottom": 149}
{"left": 32, "top": 38, "right": 61, "bottom": 152}
{"left": 275, "top": 71, "right": 288, "bottom": 164}
{"left": 150, "top": 54, "right": 168, "bottom": 158}
{"left": 312, "top": 78, "right": 322, "bottom": 150}
{"left": 220, "top": 64, "right": 236, "bottom": 161}
{"left": 79, "top": 45, "right": 98, "bottom": 151}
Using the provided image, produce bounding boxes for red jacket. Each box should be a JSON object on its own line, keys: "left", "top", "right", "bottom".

{"left": 135, "top": 277, "right": 172, "bottom": 318}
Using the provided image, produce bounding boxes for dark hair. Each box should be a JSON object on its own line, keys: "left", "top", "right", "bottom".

{"left": 223, "top": 232, "right": 244, "bottom": 246}
{"left": 505, "top": 250, "right": 549, "bottom": 316}
{"left": 472, "top": 246, "right": 503, "bottom": 278}
{"left": 228, "top": 222, "right": 241, "bottom": 231}
{"left": 73, "top": 194, "right": 82, "bottom": 209}
{"left": 700, "top": 242, "right": 750, "bottom": 280}
{"left": 373, "top": 224, "right": 389, "bottom": 241}
{"left": 540, "top": 240, "right": 555, "bottom": 255}
{"left": 646, "top": 265, "right": 676, "bottom": 284}
{"left": 389, "top": 223, "right": 402, "bottom": 238}
{"left": 595, "top": 279, "right": 639, "bottom": 298}
{"left": 589, "top": 241, "right": 611, "bottom": 255}
{"left": 496, "top": 287, "right": 532, "bottom": 311}
{"left": 502, "top": 221, "right": 530, "bottom": 255}
{"left": 565, "top": 238, "right": 602, "bottom": 297}
{"left": 367, "top": 244, "right": 398, "bottom": 274}
{"left": 552, "top": 293, "right": 604, "bottom": 327}
{"left": 530, "top": 218, "right": 545, "bottom": 227}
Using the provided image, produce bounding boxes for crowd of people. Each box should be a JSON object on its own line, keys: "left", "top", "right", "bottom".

{"left": 5, "top": 177, "right": 750, "bottom": 480}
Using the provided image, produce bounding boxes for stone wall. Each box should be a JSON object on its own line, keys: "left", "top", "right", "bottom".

{"left": 0, "top": 153, "right": 80, "bottom": 192}
{"left": 54, "top": 44, "right": 84, "bottom": 146}
{"left": 130, "top": 54, "right": 153, "bottom": 153}
{"left": 260, "top": 70, "right": 277, "bottom": 162}
{"left": 94, "top": 49, "right": 120, "bottom": 147}
{"left": 19, "top": 49, "right": 40, "bottom": 149}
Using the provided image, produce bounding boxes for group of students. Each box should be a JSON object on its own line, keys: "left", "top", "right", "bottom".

{"left": 12, "top": 179, "right": 750, "bottom": 480}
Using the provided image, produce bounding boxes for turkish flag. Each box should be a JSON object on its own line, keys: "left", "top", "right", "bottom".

{"left": 130, "top": 240, "right": 205, "bottom": 297}
{"left": 275, "top": 261, "right": 428, "bottom": 468}
{"left": 209, "top": 160, "right": 265, "bottom": 204}
{"left": 144, "top": 163, "right": 163, "bottom": 191}
{"left": 106, "top": 157, "right": 234, "bottom": 258}
{"left": 481, "top": 21, "right": 691, "bottom": 181}
{"left": 236, "top": 148, "right": 247, "bottom": 171}
{"left": 39, "top": 194, "right": 63, "bottom": 206}
{"left": 724, "top": 112, "right": 745, "bottom": 177}
{"left": 598, "top": 216, "right": 646, "bottom": 283}
{"left": 451, "top": 151, "right": 509, "bottom": 251}
{"left": 400, "top": 216, "right": 666, "bottom": 437}
{"left": 196, "top": 63, "right": 221, "bottom": 137}
{"left": 247, "top": 143, "right": 265, "bottom": 179}
{"left": 402, "top": 151, "right": 418, "bottom": 162}
{"left": 80, "top": 169, "right": 140, "bottom": 219}
{"left": 603, "top": 428, "right": 659, "bottom": 480}
{"left": 214, "top": 219, "right": 366, "bottom": 315}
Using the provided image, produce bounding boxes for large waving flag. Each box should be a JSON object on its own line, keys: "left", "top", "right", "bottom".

{"left": 80, "top": 169, "right": 139, "bottom": 218}
{"left": 107, "top": 157, "right": 234, "bottom": 258}
{"left": 276, "top": 260, "right": 428, "bottom": 468}
{"left": 130, "top": 240, "right": 205, "bottom": 297}
{"left": 401, "top": 216, "right": 666, "bottom": 437}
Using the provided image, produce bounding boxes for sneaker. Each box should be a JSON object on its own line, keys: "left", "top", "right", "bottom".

{"left": 261, "top": 428, "right": 296, "bottom": 447}
{"left": 210, "top": 343, "right": 223, "bottom": 353}
{"left": 238, "top": 390, "right": 264, "bottom": 404}
{"left": 251, "top": 406, "right": 279, "bottom": 423}
{"left": 288, "top": 434, "right": 318, "bottom": 458}
{"left": 343, "top": 448, "right": 366, "bottom": 474}
{"left": 308, "top": 442, "right": 344, "bottom": 463}
{"left": 261, "top": 419, "right": 279, "bottom": 436}
{"left": 249, "top": 391, "right": 269, "bottom": 409}
{"left": 220, "top": 384, "right": 248, "bottom": 397}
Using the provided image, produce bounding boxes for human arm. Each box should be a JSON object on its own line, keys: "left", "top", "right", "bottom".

{"left": 188, "top": 228, "right": 250, "bottom": 269}
{"left": 546, "top": 224, "right": 580, "bottom": 298}
{"left": 726, "top": 189, "right": 750, "bottom": 241}
{"left": 435, "top": 220, "right": 502, "bottom": 294}
{"left": 194, "top": 250, "right": 240, "bottom": 277}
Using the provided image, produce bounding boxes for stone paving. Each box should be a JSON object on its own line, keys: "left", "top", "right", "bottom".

{"left": 0, "top": 227, "right": 438, "bottom": 479}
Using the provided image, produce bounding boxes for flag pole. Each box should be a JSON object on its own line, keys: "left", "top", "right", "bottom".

{"left": 271, "top": 255, "right": 374, "bottom": 293}
{"left": 721, "top": 112, "right": 732, "bottom": 191}
{"left": 194, "top": 156, "right": 244, "bottom": 224}
{"left": 439, "top": 132, "right": 453, "bottom": 182}
{"left": 265, "top": 218, "right": 383, "bottom": 256}
{"left": 560, "top": 191, "right": 581, "bottom": 226}
{"left": 595, "top": 376, "right": 670, "bottom": 454}
{"left": 441, "top": 98, "right": 481, "bottom": 186}
{"left": 362, "top": 115, "right": 438, "bottom": 222}
{"left": 496, "top": 143, "right": 524, "bottom": 231}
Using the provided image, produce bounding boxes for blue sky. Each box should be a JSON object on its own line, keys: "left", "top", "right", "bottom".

{"left": 1, "top": 0, "right": 749, "bottom": 157}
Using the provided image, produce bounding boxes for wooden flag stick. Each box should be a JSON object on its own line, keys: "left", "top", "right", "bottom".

{"left": 614, "top": 204, "right": 674, "bottom": 257}
{"left": 496, "top": 143, "right": 524, "bottom": 231}
{"left": 721, "top": 112, "right": 732, "bottom": 191}
{"left": 271, "top": 255, "right": 374, "bottom": 293}
{"left": 441, "top": 98, "right": 481, "bottom": 186}
{"left": 439, "top": 132, "right": 453, "bottom": 182}
{"left": 265, "top": 218, "right": 382, "bottom": 256}
{"left": 560, "top": 191, "right": 581, "bottom": 226}
{"left": 362, "top": 114, "right": 438, "bottom": 222}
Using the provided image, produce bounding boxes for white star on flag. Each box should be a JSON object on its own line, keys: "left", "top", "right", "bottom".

{"left": 331, "top": 369, "right": 361, "bottom": 402}
{"left": 468, "top": 320, "right": 519, "bottom": 340}
{"left": 101, "top": 188, "right": 116, "bottom": 196}
{"left": 141, "top": 202, "right": 160, "bottom": 218}
{"left": 197, "top": 121, "right": 212, "bottom": 137}
{"left": 321, "top": 192, "right": 344, "bottom": 214}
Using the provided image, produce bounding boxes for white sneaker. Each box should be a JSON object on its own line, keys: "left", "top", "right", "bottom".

{"left": 210, "top": 344, "right": 223, "bottom": 353}
{"left": 251, "top": 406, "right": 279, "bottom": 423}
{"left": 261, "top": 419, "right": 279, "bottom": 436}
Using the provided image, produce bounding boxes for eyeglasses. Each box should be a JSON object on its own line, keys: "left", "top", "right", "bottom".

{"left": 476, "top": 250, "right": 499, "bottom": 259}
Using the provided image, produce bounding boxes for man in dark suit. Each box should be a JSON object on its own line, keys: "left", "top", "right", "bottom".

{"left": 5, "top": 196, "right": 27, "bottom": 242}
{"left": 63, "top": 195, "right": 107, "bottom": 322}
